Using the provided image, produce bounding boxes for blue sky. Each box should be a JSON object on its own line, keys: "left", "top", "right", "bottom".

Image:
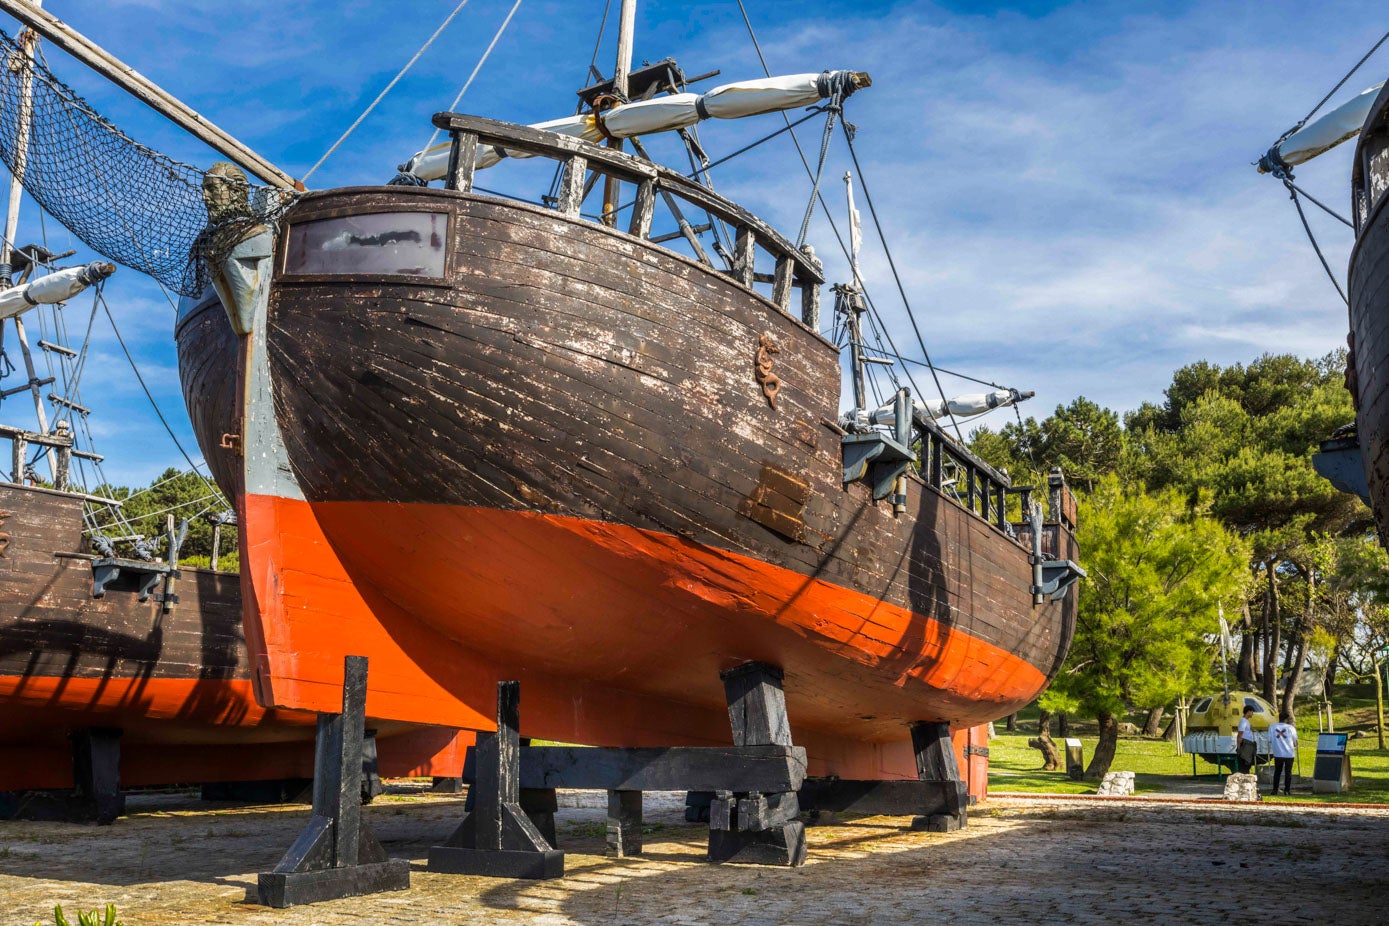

{"left": 0, "top": 0, "right": 1383, "bottom": 486}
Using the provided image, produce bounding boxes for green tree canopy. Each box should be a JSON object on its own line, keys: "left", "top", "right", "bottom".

{"left": 1050, "top": 476, "right": 1250, "bottom": 776}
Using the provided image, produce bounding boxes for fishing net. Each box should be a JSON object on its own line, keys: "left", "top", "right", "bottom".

{"left": 0, "top": 27, "right": 295, "bottom": 297}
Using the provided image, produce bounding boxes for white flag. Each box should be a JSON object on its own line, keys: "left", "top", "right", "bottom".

{"left": 1218, "top": 608, "right": 1232, "bottom": 657}
{"left": 845, "top": 171, "right": 863, "bottom": 286}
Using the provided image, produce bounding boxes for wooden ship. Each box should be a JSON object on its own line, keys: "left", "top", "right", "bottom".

{"left": 1350, "top": 83, "right": 1389, "bottom": 541}
{"left": 1259, "top": 76, "right": 1389, "bottom": 533}
{"left": 0, "top": 0, "right": 1081, "bottom": 813}
{"left": 172, "top": 80, "right": 1083, "bottom": 786}
{"left": 0, "top": 31, "right": 466, "bottom": 820}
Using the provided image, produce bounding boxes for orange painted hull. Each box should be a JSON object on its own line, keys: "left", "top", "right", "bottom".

{"left": 0, "top": 676, "right": 467, "bottom": 791}
{"left": 242, "top": 492, "right": 1040, "bottom": 779}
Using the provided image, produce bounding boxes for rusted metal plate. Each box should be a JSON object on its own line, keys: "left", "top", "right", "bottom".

{"left": 739, "top": 464, "right": 810, "bottom": 543}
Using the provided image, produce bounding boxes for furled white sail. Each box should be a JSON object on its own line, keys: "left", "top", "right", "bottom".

{"left": 866, "top": 388, "right": 1033, "bottom": 425}
{"left": 403, "top": 70, "right": 870, "bottom": 182}
{"left": 0, "top": 261, "right": 114, "bottom": 321}
{"left": 1261, "top": 81, "right": 1386, "bottom": 172}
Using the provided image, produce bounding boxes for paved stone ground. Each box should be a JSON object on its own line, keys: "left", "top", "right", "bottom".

{"left": 3, "top": 787, "right": 1388, "bottom": 925}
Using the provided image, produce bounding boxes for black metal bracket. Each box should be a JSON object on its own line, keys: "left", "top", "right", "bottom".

{"left": 257, "top": 656, "right": 409, "bottom": 908}
{"left": 429, "top": 681, "right": 565, "bottom": 879}
{"left": 1031, "top": 558, "right": 1086, "bottom": 601}
{"left": 841, "top": 432, "right": 916, "bottom": 501}
{"left": 89, "top": 557, "right": 169, "bottom": 601}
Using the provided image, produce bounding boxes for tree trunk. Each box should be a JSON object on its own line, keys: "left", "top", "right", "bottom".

{"left": 1280, "top": 635, "right": 1305, "bottom": 724}
{"left": 1262, "top": 561, "right": 1280, "bottom": 708}
{"left": 1236, "top": 600, "right": 1257, "bottom": 688}
{"left": 1028, "top": 708, "right": 1060, "bottom": 770}
{"left": 1085, "top": 712, "right": 1119, "bottom": 780}
{"left": 1279, "top": 569, "right": 1314, "bottom": 724}
{"left": 1058, "top": 713, "right": 1070, "bottom": 738}
{"left": 1006, "top": 712, "right": 1017, "bottom": 732}
{"left": 1323, "top": 642, "right": 1341, "bottom": 700}
{"left": 1141, "top": 706, "right": 1164, "bottom": 737}
{"left": 1161, "top": 714, "right": 1179, "bottom": 741}
{"left": 1377, "top": 659, "right": 1386, "bottom": 752}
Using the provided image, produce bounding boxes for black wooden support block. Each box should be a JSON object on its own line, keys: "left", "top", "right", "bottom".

{"left": 428, "top": 681, "right": 564, "bottom": 880}
{"left": 797, "top": 778, "right": 968, "bottom": 818}
{"left": 514, "top": 745, "right": 808, "bottom": 792}
{"left": 430, "top": 776, "right": 465, "bottom": 794}
{"left": 72, "top": 727, "right": 123, "bottom": 825}
{"left": 708, "top": 662, "right": 806, "bottom": 867}
{"left": 908, "top": 721, "right": 969, "bottom": 830}
{"left": 708, "top": 822, "right": 808, "bottom": 866}
{"left": 257, "top": 656, "right": 409, "bottom": 908}
{"left": 606, "top": 789, "right": 642, "bottom": 857}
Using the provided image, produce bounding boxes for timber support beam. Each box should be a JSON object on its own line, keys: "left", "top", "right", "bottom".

{"left": 257, "top": 656, "right": 409, "bottom": 908}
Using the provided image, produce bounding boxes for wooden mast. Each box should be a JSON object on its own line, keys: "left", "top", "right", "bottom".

{"left": 0, "top": 0, "right": 298, "bottom": 189}
{"left": 0, "top": 1, "right": 56, "bottom": 480}
{"left": 600, "top": 0, "right": 636, "bottom": 227}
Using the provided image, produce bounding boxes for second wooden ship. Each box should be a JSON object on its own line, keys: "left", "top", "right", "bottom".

{"left": 0, "top": 1, "right": 1083, "bottom": 786}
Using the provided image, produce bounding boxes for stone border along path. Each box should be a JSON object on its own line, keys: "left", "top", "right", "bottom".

{"left": 1, "top": 786, "right": 1386, "bottom": 925}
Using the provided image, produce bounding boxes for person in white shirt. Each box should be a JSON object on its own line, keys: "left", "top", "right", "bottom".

{"left": 1269, "top": 719, "right": 1298, "bottom": 795}
{"left": 1235, "top": 706, "right": 1257, "bottom": 773}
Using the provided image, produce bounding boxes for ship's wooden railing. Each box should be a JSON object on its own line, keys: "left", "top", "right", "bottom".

{"left": 432, "top": 113, "right": 826, "bottom": 327}
{"left": 916, "top": 416, "right": 1014, "bottom": 532}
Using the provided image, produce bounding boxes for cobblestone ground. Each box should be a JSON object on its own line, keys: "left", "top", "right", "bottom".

{"left": 2, "top": 789, "right": 1388, "bottom": 925}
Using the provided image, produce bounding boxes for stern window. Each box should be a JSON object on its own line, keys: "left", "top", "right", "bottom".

{"left": 284, "top": 212, "right": 447, "bottom": 277}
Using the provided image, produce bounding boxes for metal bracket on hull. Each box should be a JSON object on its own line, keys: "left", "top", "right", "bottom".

{"left": 1032, "top": 559, "right": 1086, "bottom": 603}
{"left": 89, "top": 557, "right": 169, "bottom": 602}
{"left": 841, "top": 432, "right": 916, "bottom": 501}
{"left": 257, "top": 656, "right": 409, "bottom": 908}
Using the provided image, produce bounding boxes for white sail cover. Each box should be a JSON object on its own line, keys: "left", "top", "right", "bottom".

{"left": 0, "top": 262, "right": 114, "bottom": 321}
{"left": 404, "top": 71, "right": 869, "bottom": 182}
{"left": 1264, "top": 81, "right": 1386, "bottom": 171}
{"left": 867, "top": 388, "right": 1032, "bottom": 425}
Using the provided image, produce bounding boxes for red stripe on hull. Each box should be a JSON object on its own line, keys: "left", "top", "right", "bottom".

{"left": 242, "top": 492, "right": 1044, "bottom": 779}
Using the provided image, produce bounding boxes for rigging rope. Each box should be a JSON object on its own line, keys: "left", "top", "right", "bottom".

{"left": 421, "top": 0, "right": 525, "bottom": 154}
{"left": 842, "top": 131, "right": 966, "bottom": 442}
{"left": 302, "top": 0, "right": 476, "bottom": 183}
{"left": 1284, "top": 181, "right": 1349, "bottom": 305}
{"left": 733, "top": 0, "right": 967, "bottom": 438}
{"left": 98, "top": 291, "right": 222, "bottom": 499}
{"left": 1277, "top": 29, "right": 1389, "bottom": 145}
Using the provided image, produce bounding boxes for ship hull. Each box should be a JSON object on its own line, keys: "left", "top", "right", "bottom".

{"left": 1351, "top": 83, "right": 1389, "bottom": 543}
{"left": 0, "top": 481, "right": 464, "bottom": 791}
{"left": 178, "top": 184, "right": 1075, "bottom": 779}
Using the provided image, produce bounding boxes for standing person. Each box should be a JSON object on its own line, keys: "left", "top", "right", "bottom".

{"left": 1235, "top": 705, "right": 1258, "bottom": 774}
{"left": 1269, "top": 717, "right": 1299, "bottom": 795}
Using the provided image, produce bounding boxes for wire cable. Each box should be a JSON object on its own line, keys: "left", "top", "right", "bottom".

{"left": 1279, "top": 29, "right": 1389, "bottom": 144}
{"left": 302, "top": 0, "right": 476, "bottom": 183}
{"left": 843, "top": 132, "right": 965, "bottom": 441}
{"left": 421, "top": 0, "right": 525, "bottom": 154}
{"left": 1284, "top": 181, "right": 1349, "bottom": 305}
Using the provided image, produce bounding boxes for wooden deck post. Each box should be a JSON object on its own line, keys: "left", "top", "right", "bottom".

{"left": 556, "top": 155, "right": 589, "bottom": 218}
{"left": 446, "top": 131, "right": 478, "bottom": 193}
{"left": 732, "top": 226, "right": 756, "bottom": 287}
{"left": 257, "top": 656, "right": 409, "bottom": 907}
{"left": 799, "top": 245, "right": 823, "bottom": 329}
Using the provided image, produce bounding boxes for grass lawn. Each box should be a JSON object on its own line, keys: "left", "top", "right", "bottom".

{"left": 989, "top": 691, "right": 1389, "bottom": 803}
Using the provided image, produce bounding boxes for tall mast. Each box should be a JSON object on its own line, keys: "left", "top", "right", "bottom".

{"left": 0, "top": 1, "right": 56, "bottom": 479}
{"left": 600, "top": 0, "right": 637, "bottom": 227}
